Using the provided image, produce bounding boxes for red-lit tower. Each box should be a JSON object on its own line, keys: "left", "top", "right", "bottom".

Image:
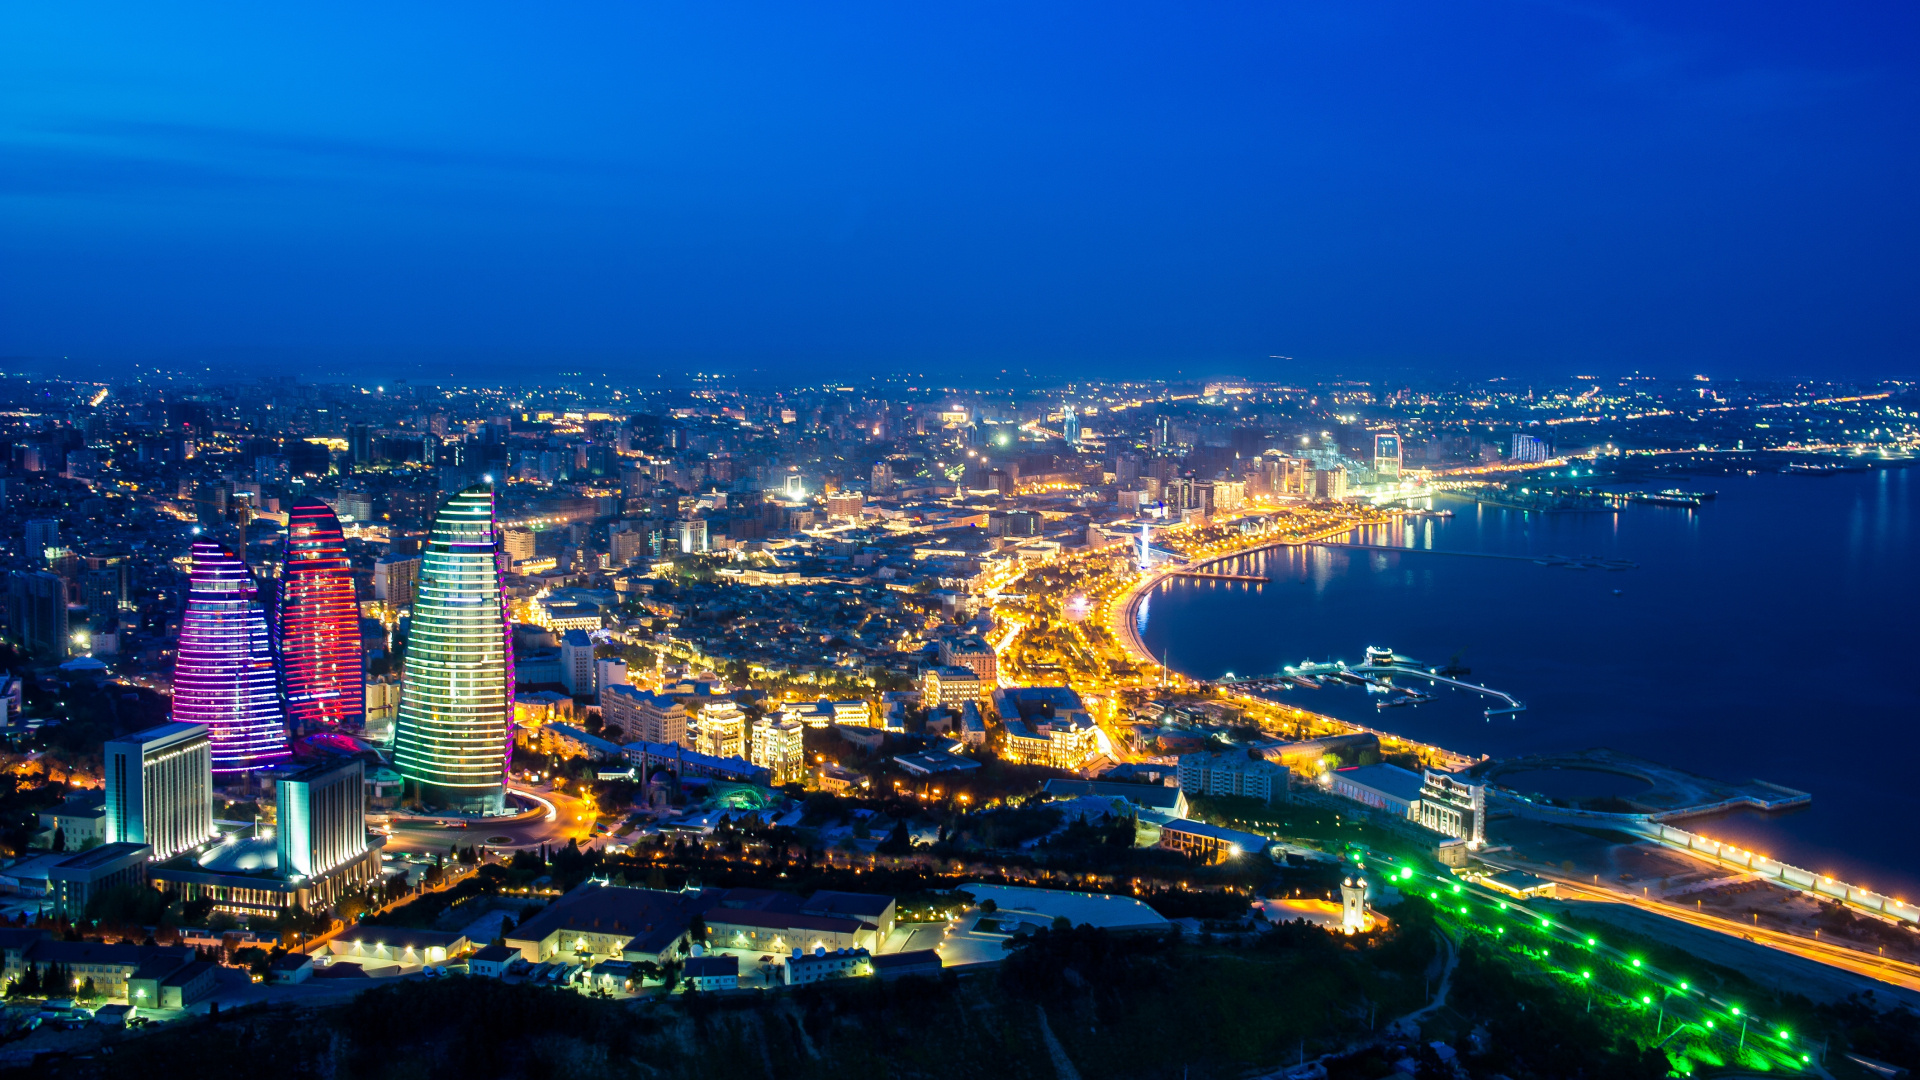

{"left": 277, "top": 498, "right": 365, "bottom": 733}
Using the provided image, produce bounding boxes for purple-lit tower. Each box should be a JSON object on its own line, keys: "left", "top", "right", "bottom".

{"left": 173, "top": 541, "right": 290, "bottom": 774}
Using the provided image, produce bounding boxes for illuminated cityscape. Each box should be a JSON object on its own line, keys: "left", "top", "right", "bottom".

{"left": 0, "top": 3, "right": 1914, "bottom": 1076}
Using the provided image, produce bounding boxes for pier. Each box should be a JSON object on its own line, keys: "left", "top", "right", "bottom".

{"left": 1352, "top": 662, "right": 1527, "bottom": 715}
{"left": 1167, "top": 569, "right": 1270, "bottom": 583}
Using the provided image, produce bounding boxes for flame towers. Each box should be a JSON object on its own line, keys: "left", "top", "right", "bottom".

{"left": 174, "top": 542, "right": 290, "bottom": 774}
{"left": 278, "top": 498, "right": 365, "bottom": 734}
{"left": 392, "top": 485, "right": 510, "bottom": 814}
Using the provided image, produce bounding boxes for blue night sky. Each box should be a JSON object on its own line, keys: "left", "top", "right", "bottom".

{"left": 1, "top": 2, "right": 1915, "bottom": 380}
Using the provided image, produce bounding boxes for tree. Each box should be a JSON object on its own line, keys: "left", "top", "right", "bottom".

{"left": 233, "top": 946, "right": 271, "bottom": 977}
{"left": 877, "top": 820, "right": 912, "bottom": 855}
{"left": 77, "top": 977, "right": 97, "bottom": 1002}
{"left": 979, "top": 899, "right": 997, "bottom": 915}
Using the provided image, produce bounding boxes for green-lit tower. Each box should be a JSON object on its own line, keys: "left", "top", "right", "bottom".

{"left": 393, "top": 485, "right": 510, "bottom": 814}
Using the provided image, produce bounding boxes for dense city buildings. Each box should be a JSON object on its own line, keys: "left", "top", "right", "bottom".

{"left": 277, "top": 498, "right": 365, "bottom": 734}
{"left": 172, "top": 542, "right": 290, "bottom": 775}
{"left": 392, "top": 485, "right": 512, "bottom": 814}
{"left": 0, "top": 366, "right": 1906, "bottom": 1061}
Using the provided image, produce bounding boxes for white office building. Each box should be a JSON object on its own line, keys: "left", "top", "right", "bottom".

{"left": 104, "top": 722, "right": 214, "bottom": 861}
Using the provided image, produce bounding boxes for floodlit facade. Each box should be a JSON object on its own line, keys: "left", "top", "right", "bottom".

{"left": 277, "top": 758, "right": 369, "bottom": 879}
{"left": 103, "top": 721, "right": 214, "bottom": 860}
{"left": 173, "top": 542, "right": 289, "bottom": 774}
{"left": 696, "top": 700, "right": 746, "bottom": 759}
{"left": 750, "top": 714, "right": 806, "bottom": 786}
{"left": 278, "top": 498, "right": 365, "bottom": 733}
{"left": 1417, "top": 770, "right": 1486, "bottom": 848}
{"left": 393, "top": 486, "right": 511, "bottom": 814}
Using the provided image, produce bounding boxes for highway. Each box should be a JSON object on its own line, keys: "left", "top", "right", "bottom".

{"left": 1514, "top": 869, "right": 1920, "bottom": 997}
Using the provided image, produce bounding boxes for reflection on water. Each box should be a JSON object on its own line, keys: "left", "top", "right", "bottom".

{"left": 1140, "top": 469, "right": 1920, "bottom": 898}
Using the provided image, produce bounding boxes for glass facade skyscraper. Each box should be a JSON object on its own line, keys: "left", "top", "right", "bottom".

{"left": 173, "top": 542, "right": 289, "bottom": 774}
{"left": 392, "top": 485, "right": 510, "bottom": 813}
{"left": 277, "top": 498, "right": 365, "bottom": 733}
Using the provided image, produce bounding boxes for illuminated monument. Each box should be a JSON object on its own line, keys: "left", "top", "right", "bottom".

{"left": 173, "top": 542, "right": 290, "bottom": 774}
{"left": 392, "top": 486, "right": 511, "bottom": 814}
{"left": 277, "top": 498, "right": 365, "bottom": 734}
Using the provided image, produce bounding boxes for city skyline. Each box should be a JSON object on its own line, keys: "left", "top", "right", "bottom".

{"left": 0, "top": 4, "right": 1914, "bottom": 1070}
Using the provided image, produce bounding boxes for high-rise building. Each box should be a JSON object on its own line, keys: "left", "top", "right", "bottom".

{"left": 750, "top": 714, "right": 806, "bottom": 786}
{"left": 594, "top": 658, "right": 628, "bottom": 701}
{"left": 173, "top": 542, "right": 289, "bottom": 774}
{"left": 24, "top": 519, "right": 59, "bottom": 563}
{"left": 277, "top": 758, "right": 369, "bottom": 879}
{"left": 81, "top": 557, "right": 130, "bottom": 627}
{"left": 676, "top": 519, "right": 708, "bottom": 554}
{"left": 600, "top": 686, "right": 687, "bottom": 746}
{"left": 1372, "top": 433, "right": 1402, "bottom": 481}
{"left": 500, "top": 527, "right": 537, "bottom": 566}
{"left": 349, "top": 424, "right": 375, "bottom": 464}
{"left": 920, "top": 665, "right": 983, "bottom": 709}
{"left": 1510, "top": 433, "right": 1550, "bottom": 464}
{"left": 1061, "top": 406, "right": 1081, "bottom": 447}
{"left": 696, "top": 700, "right": 746, "bottom": 759}
{"left": 6, "top": 570, "right": 70, "bottom": 659}
{"left": 104, "top": 722, "right": 215, "bottom": 860}
{"left": 559, "top": 628, "right": 596, "bottom": 697}
{"left": 373, "top": 553, "right": 422, "bottom": 607}
{"left": 278, "top": 499, "right": 365, "bottom": 734}
{"left": 393, "top": 486, "right": 511, "bottom": 814}
{"left": 1311, "top": 466, "right": 1348, "bottom": 502}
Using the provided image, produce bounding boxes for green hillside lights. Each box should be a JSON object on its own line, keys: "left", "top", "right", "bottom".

{"left": 1631, "top": 958, "right": 1642, "bottom": 968}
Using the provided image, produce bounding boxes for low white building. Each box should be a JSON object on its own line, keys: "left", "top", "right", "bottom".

{"left": 781, "top": 946, "right": 871, "bottom": 986}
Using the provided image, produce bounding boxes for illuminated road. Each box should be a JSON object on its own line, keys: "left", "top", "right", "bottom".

{"left": 383, "top": 785, "right": 596, "bottom": 856}
{"left": 1523, "top": 871, "right": 1920, "bottom": 996}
